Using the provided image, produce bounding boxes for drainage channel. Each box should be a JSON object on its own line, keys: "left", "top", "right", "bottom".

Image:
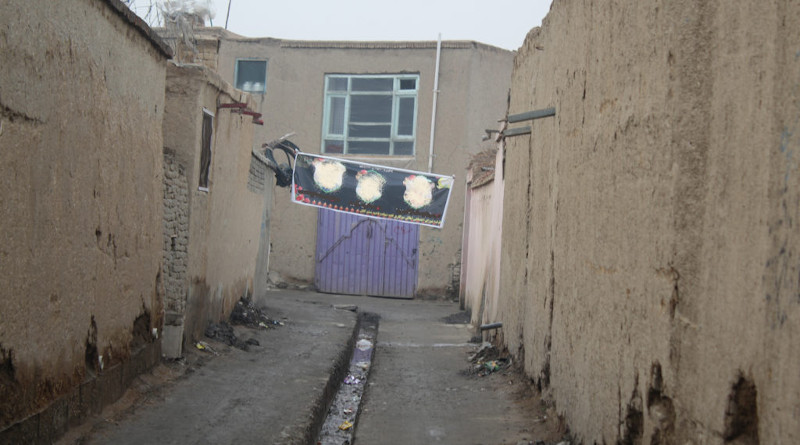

{"left": 316, "top": 312, "right": 379, "bottom": 445}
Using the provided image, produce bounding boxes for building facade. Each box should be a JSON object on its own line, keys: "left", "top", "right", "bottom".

{"left": 185, "top": 28, "right": 515, "bottom": 298}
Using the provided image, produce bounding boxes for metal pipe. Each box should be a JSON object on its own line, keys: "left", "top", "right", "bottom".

{"left": 224, "top": 0, "right": 232, "bottom": 29}
{"left": 479, "top": 322, "right": 503, "bottom": 331}
{"left": 427, "top": 33, "right": 442, "bottom": 173}
{"left": 507, "top": 107, "right": 556, "bottom": 123}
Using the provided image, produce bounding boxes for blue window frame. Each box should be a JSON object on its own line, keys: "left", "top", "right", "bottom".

{"left": 235, "top": 59, "right": 267, "bottom": 94}
{"left": 322, "top": 74, "right": 419, "bottom": 156}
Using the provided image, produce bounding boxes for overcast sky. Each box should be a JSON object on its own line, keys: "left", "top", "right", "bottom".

{"left": 197, "top": 0, "right": 552, "bottom": 51}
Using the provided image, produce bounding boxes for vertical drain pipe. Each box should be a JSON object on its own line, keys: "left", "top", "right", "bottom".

{"left": 428, "top": 33, "right": 442, "bottom": 173}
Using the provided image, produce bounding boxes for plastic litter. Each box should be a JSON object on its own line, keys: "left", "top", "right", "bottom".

{"left": 485, "top": 361, "right": 500, "bottom": 372}
{"left": 338, "top": 420, "right": 353, "bottom": 431}
{"left": 344, "top": 375, "right": 361, "bottom": 385}
{"left": 356, "top": 339, "right": 373, "bottom": 351}
{"left": 195, "top": 341, "right": 218, "bottom": 355}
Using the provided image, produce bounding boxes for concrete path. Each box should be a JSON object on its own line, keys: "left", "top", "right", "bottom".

{"left": 57, "top": 291, "right": 564, "bottom": 445}
{"left": 57, "top": 292, "right": 358, "bottom": 445}
{"left": 311, "top": 293, "right": 563, "bottom": 445}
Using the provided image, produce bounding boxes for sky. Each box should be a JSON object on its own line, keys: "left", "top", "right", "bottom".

{"left": 187, "top": 0, "right": 551, "bottom": 51}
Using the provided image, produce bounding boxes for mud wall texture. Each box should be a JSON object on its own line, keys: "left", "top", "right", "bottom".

{"left": 499, "top": 1, "right": 800, "bottom": 443}
{"left": 162, "top": 63, "right": 265, "bottom": 346}
{"left": 0, "top": 0, "right": 169, "bottom": 432}
{"left": 207, "top": 32, "right": 514, "bottom": 296}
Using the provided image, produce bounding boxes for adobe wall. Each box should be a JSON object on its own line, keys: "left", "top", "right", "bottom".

{"left": 0, "top": 0, "right": 168, "bottom": 435}
{"left": 162, "top": 64, "right": 265, "bottom": 345}
{"left": 211, "top": 35, "right": 514, "bottom": 296}
{"left": 500, "top": 0, "right": 800, "bottom": 443}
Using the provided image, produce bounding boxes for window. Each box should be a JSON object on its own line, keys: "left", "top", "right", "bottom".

{"left": 235, "top": 59, "right": 267, "bottom": 93}
{"left": 322, "top": 74, "right": 419, "bottom": 156}
{"left": 199, "top": 109, "right": 213, "bottom": 190}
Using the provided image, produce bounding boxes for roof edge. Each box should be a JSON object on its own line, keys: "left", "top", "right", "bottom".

{"left": 193, "top": 27, "right": 513, "bottom": 53}
{"left": 102, "top": 0, "right": 173, "bottom": 58}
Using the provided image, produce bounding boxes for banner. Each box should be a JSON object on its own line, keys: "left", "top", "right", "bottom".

{"left": 291, "top": 153, "right": 454, "bottom": 228}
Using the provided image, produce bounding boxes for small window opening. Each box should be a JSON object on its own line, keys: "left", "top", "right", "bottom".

{"left": 235, "top": 59, "right": 267, "bottom": 93}
{"left": 199, "top": 109, "right": 213, "bottom": 190}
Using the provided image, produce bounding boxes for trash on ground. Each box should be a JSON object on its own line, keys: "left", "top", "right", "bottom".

{"left": 334, "top": 304, "right": 358, "bottom": 312}
{"left": 344, "top": 375, "right": 361, "bottom": 385}
{"left": 466, "top": 342, "right": 512, "bottom": 376}
{"left": 230, "top": 296, "right": 281, "bottom": 328}
{"left": 205, "top": 321, "right": 252, "bottom": 351}
{"left": 338, "top": 420, "right": 353, "bottom": 431}
{"left": 356, "top": 339, "right": 373, "bottom": 351}
{"left": 469, "top": 342, "right": 499, "bottom": 363}
{"left": 195, "top": 341, "right": 218, "bottom": 355}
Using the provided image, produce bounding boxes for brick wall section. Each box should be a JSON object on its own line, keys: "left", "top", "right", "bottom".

{"left": 162, "top": 149, "right": 190, "bottom": 316}
{"left": 247, "top": 155, "right": 268, "bottom": 194}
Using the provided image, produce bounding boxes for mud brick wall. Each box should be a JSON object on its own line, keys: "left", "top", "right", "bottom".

{"left": 247, "top": 155, "right": 268, "bottom": 194}
{"left": 0, "top": 0, "right": 169, "bottom": 435}
{"left": 162, "top": 149, "right": 190, "bottom": 315}
{"left": 162, "top": 63, "right": 265, "bottom": 344}
{"left": 499, "top": 0, "right": 800, "bottom": 443}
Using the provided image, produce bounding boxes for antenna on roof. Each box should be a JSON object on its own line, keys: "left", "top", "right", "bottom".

{"left": 225, "top": 0, "right": 232, "bottom": 29}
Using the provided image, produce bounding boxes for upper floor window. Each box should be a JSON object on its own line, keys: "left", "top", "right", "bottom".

{"left": 322, "top": 74, "right": 419, "bottom": 156}
{"left": 235, "top": 59, "right": 267, "bottom": 93}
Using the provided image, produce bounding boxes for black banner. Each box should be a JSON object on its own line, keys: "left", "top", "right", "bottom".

{"left": 291, "top": 153, "right": 454, "bottom": 228}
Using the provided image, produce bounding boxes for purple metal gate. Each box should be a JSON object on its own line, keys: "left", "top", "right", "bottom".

{"left": 315, "top": 208, "right": 419, "bottom": 298}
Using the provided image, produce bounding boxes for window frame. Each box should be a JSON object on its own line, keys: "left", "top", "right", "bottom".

{"left": 321, "top": 74, "right": 419, "bottom": 156}
{"left": 198, "top": 108, "right": 214, "bottom": 192}
{"left": 234, "top": 58, "right": 268, "bottom": 94}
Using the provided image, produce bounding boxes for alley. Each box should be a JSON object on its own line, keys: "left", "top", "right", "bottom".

{"left": 54, "top": 291, "right": 563, "bottom": 445}
{"left": 345, "top": 296, "right": 562, "bottom": 444}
